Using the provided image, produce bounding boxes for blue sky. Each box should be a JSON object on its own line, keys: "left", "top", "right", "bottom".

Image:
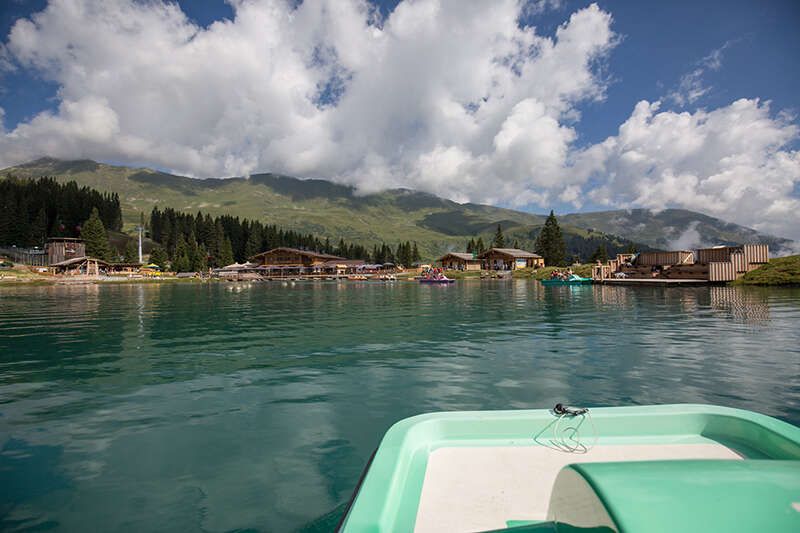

{"left": 0, "top": 0, "right": 799, "bottom": 239}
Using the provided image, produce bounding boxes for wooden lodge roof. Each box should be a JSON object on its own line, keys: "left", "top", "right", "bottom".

{"left": 439, "top": 252, "right": 480, "bottom": 261}
{"left": 50, "top": 256, "right": 110, "bottom": 267}
{"left": 478, "top": 248, "right": 542, "bottom": 259}
{"left": 220, "top": 262, "right": 261, "bottom": 270}
{"left": 319, "top": 259, "right": 366, "bottom": 268}
{"left": 250, "top": 247, "right": 344, "bottom": 260}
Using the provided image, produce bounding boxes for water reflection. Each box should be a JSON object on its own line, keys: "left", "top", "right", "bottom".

{"left": 0, "top": 282, "right": 798, "bottom": 532}
{"left": 709, "top": 286, "right": 771, "bottom": 324}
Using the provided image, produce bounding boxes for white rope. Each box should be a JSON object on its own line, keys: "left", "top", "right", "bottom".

{"left": 533, "top": 406, "right": 598, "bottom": 454}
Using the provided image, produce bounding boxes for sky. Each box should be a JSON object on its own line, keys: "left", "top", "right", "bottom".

{"left": 1, "top": 0, "right": 799, "bottom": 240}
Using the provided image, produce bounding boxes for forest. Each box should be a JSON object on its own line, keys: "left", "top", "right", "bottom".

{"left": 149, "top": 207, "right": 420, "bottom": 271}
{"left": 0, "top": 177, "right": 122, "bottom": 247}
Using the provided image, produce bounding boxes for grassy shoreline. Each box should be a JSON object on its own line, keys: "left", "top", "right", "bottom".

{"left": 733, "top": 255, "right": 800, "bottom": 286}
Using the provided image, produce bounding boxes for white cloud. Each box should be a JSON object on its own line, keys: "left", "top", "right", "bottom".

{"left": 0, "top": 0, "right": 798, "bottom": 240}
{"left": 0, "top": 0, "right": 614, "bottom": 198}
{"left": 667, "top": 41, "right": 733, "bottom": 107}
{"left": 578, "top": 98, "right": 800, "bottom": 239}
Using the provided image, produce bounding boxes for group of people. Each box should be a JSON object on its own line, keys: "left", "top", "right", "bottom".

{"left": 423, "top": 267, "right": 447, "bottom": 280}
{"left": 549, "top": 269, "right": 575, "bottom": 281}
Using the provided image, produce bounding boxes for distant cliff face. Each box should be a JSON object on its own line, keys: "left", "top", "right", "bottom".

{"left": 2, "top": 158, "right": 793, "bottom": 258}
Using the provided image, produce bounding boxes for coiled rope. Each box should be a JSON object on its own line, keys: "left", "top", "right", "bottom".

{"left": 533, "top": 403, "right": 598, "bottom": 454}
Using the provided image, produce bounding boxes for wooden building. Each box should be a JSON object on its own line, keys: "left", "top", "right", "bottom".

{"left": 214, "top": 262, "right": 264, "bottom": 280}
{"left": 251, "top": 247, "right": 344, "bottom": 267}
{"left": 593, "top": 244, "right": 769, "bottom": 283}
{"left": 478, "top": 248, "right": 544, "bottom": 270}
{"left": 439, "top": 252, "right": 481, "bottom": 271}
{"left": 697, "top": 244, "right": 769, "bottom": 265}
{"left": 46, "top": 238, "right": 86, "bottom": 265}
{"left": 318, "top": 259, "right": 367, "bottom": 276}
{"left": 699, "top": 244, "right": 769, "bottom": 282}
{"left": 50, "top": 256, "right": 108, "bottom": 276}
{"left": 107, "top": 263, "right": 143, "bottom": 276}
{"left": 634, "top": 251, "right": 694, "bottom": 267}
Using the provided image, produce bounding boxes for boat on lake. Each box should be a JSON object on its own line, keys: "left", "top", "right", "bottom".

{"left": 419, "top": 277, "right": 455, "bottom": 284}
{"left": 540, "top": 274, "right": 592, "bottom": 286}
{"left": 337, "top": 404, "right": 800, "bottom": 532}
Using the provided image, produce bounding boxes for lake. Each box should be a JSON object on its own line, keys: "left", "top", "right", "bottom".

{"left": 1, "top": 281, "right": 799, "bottom": 531}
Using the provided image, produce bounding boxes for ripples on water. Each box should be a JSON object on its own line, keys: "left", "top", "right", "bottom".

{"left": 1, "top": 281, "right": 799, "bottom": 531}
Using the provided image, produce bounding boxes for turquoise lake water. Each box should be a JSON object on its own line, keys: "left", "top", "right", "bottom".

{"left": 1, "top": 281, "right": 799, "bottom": 531}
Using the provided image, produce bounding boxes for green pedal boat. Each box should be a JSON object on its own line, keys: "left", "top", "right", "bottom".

{"left": 337, "top": 404, "right": 800, "bottom": 532}
{"left": 540, "top": 275, "right": 593, "bottom": 286}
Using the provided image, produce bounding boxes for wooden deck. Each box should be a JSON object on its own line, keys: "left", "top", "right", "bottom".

{"left": 595, "top": 278, "right": 709, "bottom": 286}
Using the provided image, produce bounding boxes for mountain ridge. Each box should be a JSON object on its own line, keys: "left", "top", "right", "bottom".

{"left": 2, "top": 157, "right": 793, "bottom": 258}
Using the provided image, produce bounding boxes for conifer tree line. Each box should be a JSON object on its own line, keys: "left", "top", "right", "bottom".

{"left": 370, "top": 241, "right": 421, "bottom": 266}
{"left": 148, "top": 207, "right": 422, "bottom": 271}
{"left": 0, "top": 177, "right": 122, "bottom": 247}
{"left": 465, "top": 238, "right": 484, "bottom": 255}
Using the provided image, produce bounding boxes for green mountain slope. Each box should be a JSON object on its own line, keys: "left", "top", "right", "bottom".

{"left": 2, "top": 158, "right": 791, "bottom": 259}
{"left": 561, "top": 209, "right": 793, "bottom": 252}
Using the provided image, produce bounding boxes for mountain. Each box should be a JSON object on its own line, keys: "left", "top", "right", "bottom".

{"left": 561, "top": 209, "right": 793, "bottom": 253}
{"left": 1, "top": 158, "right": 792, "bottom": 258}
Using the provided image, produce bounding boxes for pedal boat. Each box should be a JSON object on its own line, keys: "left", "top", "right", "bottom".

{"left": 540, "top": 276, "right": 593, "bottom": 286}
{"left": 418, "top": 277, "right": 455, "bottom": 284}
{"left": 337, "top": 404, "right": 800, "bottom": 532}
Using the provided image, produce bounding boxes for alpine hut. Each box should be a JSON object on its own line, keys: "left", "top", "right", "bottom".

{"left": 478, "top": 248, "right": 544, "bottom": 270}
{"left": 439, "top": 252, "right": 481, "bottom": 271}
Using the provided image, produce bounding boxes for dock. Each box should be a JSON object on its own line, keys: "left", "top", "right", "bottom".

{"left": 595, "top": 278, "right": 709, "bottom": 286}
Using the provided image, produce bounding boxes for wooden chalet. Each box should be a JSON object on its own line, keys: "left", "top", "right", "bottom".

{"left": 46, "top": 238, "right": 86, "bottom": 265}
{"left": 478, "top": 248, "right": 544, "bottom": 270}
{"left": 50, "top": 256, "right": 108, "bottom": 276}
{"left": 439, "top": 252, "right": 481, "bottom": 271}
{"left": 245, "top": 248, "right": 371, "bottom": 278}
{"left": 251, "top": 247, "right": 344, "bottom": 267}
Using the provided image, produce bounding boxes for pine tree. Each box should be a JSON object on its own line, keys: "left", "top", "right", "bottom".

{"left": 493, "top": 224, "right": 505, "bottom": 248}
{"left": 124, "top": 239, "right": 139, "bottom": 263}
{"left": 412, "top": 241, "right": 421, "bottom": 263}
{"left": 11, "top": 199, "right": 31, "bottom": 246}
{"left": 195, "top": 244, "right": 209, "bottom": 272}
{"left": 590, "top": 244, "right": 609, "bottom": 263}
{"left": 476, "top": 237, "right": 486, "bottom": 254}
{"left": 82, "top": 207, "right": 113, "bottom": 261}
{"left": 211, "top": 221, "right": 226, "bottom": 267}
{"left": 0, "top": 194, "right": 14, "bottom": 245}
{"left": 244, "top": 224, "right": 262, "bottom": 259}
{"left": 218, "top": 237, "right": 235, "bottom": 267}
{"left": 187, "top": 232, "right": 201, "bottom": 270}
{"left": 172, "top": 234, "right": 191, "bottom": 272}
{"left": 534, "top": 210, "right": 566, "bottom": 266}
{"left": 149, "top": 246, "right": 168, "bottom": 269}
{"left": 29, "top": 208, "right": 48, "bottom": 247}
